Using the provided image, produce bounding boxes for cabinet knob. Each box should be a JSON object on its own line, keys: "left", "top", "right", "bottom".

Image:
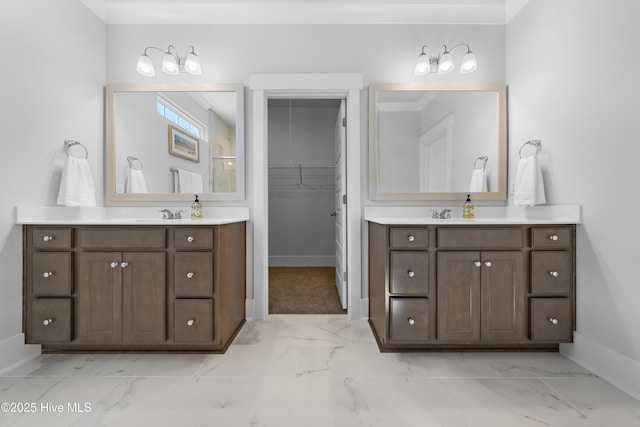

{"left": 407, "top": 235, "right": 415, "bottom": 242}
{"left": 484, "top": 261, "right": 492, "bottom": 268}
{"left": 42, "top": 318, "right": 53, "bottom": 326}
{"left": 548, "top": 317, "right": 559, "bottom": 325}
{"left": 549, "top": 271, "right": 559, "bottom": 278}
{"left": 110, "top": 262, "right": 119, "bottom": 268}
{"left": 474, "top": 261, "right": 481, "bottom": 267}
{"left": 407, "top": 270, "right": 415, "bottom": 278}
{"left": 549, "top": 234, "right": 559, "bottom": 241}
{"left": 187, "top": 236, "right": 195, "bottom": 243}
{"left": 408, "top": 317, "right": 415, "bottom": 326}
{"left": 43, "top": 235, "right": 54, "bottom": 242}
{"left": 187, "top": 319, "right": 195, "bottom": 326}
{"left": 187, "top": 272, "right": 194, "bottom": 279}
{"left": 43, "top": 272, "right": 54, "bottom": 278}
{"left": 120, "top": 262, "right": 129, "bottom": 268}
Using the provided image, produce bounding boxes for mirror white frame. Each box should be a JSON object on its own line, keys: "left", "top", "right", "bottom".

{"left": 369, "top": 82, "right": 507, "bottom": 201}
{"left": 106, "top": 83, "right": 245, "bottom": 202}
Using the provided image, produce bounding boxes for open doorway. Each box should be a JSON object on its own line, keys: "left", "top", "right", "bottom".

{"left": 267, "top": 98, "right": 347, "bottom": 314}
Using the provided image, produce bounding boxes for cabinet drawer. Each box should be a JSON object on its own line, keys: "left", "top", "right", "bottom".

{"left": 389, "top": 298, "right": 430, "bottom": 342}
{"left": 390, "top": 228, "right": 428, "bottom": 249}
{"left": 174, "top": 252, "right": 213, "bottom": 297}
{"left": 437, "top": 227, "right": 523, "bottom": 249}
{"left": 30, "top": 298, "right": 72, "bottom": 343}
{"left": 390, "top": 252, "right": 428, "bottom": 295}
{"left": 174, "top": 299, "right": 213, "bottom": 343}
{"left": 531, "top": 227, "right": 572, "bottom": 249}
{"left": 79, "top": 228, "right": 166, "bottom": 249}
{"left": 32, "top": 253, "right": 72, "bottom": 296}
{"left": 531, "top": 251, "right": 572, "bottom": 294}
{"left": 174, "top": 228, "right": 213, "bottom": 250}
{"left": 32, "top": 228, "right": 72, "bottom": 250}
{"left": 530, "top": 298, "right": 572, "bottom": 342}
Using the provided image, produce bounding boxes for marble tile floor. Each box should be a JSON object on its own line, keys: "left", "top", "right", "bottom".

{"left": 1, "top": 315, "right": 639, "bottom": 427}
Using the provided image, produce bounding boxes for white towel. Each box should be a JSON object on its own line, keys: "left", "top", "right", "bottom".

{"left": 514, "top": 156, "right": 546, "bottom": 206}
{"left": 57, "top": 155, "right": 96, "bottom": 207}
{"left": 126, "top": 169, "right": 148, "bottom": 193}
{"left": 177, "top": 168, "right": 203, "bottom": 193}
{"left": 469, "top": 168, "right": 487, "bottom": 192}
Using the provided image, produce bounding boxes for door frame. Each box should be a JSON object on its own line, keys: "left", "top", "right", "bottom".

{"left": 249, "top": 73, "right": 363, "bottom": 319}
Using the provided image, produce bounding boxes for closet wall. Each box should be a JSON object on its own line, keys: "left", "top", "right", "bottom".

{"left": 268, "top": 99, "right": 340, "bottom": 266}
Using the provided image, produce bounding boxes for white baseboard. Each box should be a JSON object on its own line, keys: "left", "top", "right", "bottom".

{"left": 561, "top": 331, "right": 640, "bottom": 400}
{"left": 269, "top": 255, "right": 335, "bottom": 267}
{"left": 245, "top": 298, "right": 255, "bottom": 320}
{"left": 0, "top": 333, "right": 41, "bottom": 375}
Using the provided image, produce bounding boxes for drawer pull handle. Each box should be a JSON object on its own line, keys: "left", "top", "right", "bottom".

{"left": 187, "top": 236, "right": 195, "bottom": 243}
{"left": 43, "top": 235, "right": 55, "bottom": 242}
{"left": 408, "top": 317, "right": 415, "bottom": 326}
{"left": 43, "top": 272, "right": 54, "bottom": 278}
{"left": 484, "top": 261, "right": 492, "bottom": 268}
{"left": 549, "top": 234, "right": 559, "bottom": 241}
{"left": 187, "top": 319, "right": 195, "bottom": 326}
{"left": 548, "top": 317, "right": 559, "bottom": 325}
{"left": 407, "top": 270, "right": 415, "bottom": 278}
{"left": 110, "top": 262, "right": 119, "bottom": 268}
{"left": 42, "top": 318, "right": 54, "bottom": 326}
{"left": 549, "top": 271, "right": 559, "bottom": 278}
{"left": 407, "top": 235, "right": 415, "bottom": 242}
{"left": 120, "top": 262, "right": 129, "bottom": 268}
{"left": 474, "top": 261, "right": 481, "bottom": 267}
{"left": 187, "top": 272, "right": 194, "bottom": 279}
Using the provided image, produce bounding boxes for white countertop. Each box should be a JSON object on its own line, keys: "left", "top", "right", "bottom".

{"left": 15, "top": 206, "right": 250, "bottom": 226}
{"left": 364, "top": 205, "right": 581, "bottom": 225}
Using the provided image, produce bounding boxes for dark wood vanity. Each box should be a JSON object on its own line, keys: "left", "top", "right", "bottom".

{"left": 368, "top": 222, "right": 575, "bottom": 351}
{"left": 23, "top": 222, "right": 246, "bottom": 353}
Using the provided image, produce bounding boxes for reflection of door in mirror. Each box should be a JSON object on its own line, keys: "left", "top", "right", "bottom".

{"left": 419, "top": 115, "right": 453, "bottom": 192}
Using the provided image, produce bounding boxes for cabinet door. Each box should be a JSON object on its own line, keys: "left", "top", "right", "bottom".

{"left": 437, "top": 251, "right": 481, "bottom": 341}
{"left": 480, "top": 251, "right": 524, "bottom": 341}
{"left": 122, "top": 252, "right": 166, "bottom": 344}
{"left": 76, "top": 252, "right": 122, "bottom": 343}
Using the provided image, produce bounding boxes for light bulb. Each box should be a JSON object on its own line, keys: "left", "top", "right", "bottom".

{"left": 414, "top": 52, "right": 431, "bottom": 76}
{"left": 184, "top": 51, "right": 202, "bottom": 75}
{"left": 437, "top": 51, "right": 454, "bottom": 74}
{"left": 161, "top": 52, "right": 179, "bottom": 75}
{"left": 460, "top": 50, "right": 478, "bottom": 74}
{"left": 136, "top": 54, "right": 155, "bottom": 77}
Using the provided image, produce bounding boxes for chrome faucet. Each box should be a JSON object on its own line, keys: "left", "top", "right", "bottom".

{"left": 159, "top": 209, "right": 174, "bottom": 219}
{"left": 160, "top": 209, "right": 185, "bottom": 219}
{"left": 439, "top": 208, "right": 452, "bottom": 219}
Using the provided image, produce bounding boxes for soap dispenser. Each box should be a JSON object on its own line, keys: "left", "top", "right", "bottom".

{"left": 463, "top": 194, "right": 475, "bottom": 219}
{"left": 191, "top": 195, "right": 202, "bottom": 220}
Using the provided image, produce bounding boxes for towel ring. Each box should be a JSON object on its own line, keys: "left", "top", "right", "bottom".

{"left": 474, "top": 156, "right": 488, "bottom": 170}
{"left": 519, "top": 140, "right": 541, "bottom": 159}
{"left": 127, "top": 156, "right": 144, "bottom": 171}
{"left": 64, "top": 140, "right": 88, "bottom": 159}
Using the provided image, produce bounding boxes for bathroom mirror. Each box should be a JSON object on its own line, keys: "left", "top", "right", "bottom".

{"left": 106, "top": 83, "right": 245, "bottom": 201}
{"left": 369, "top": 82, "right": 506, "bottom": 201}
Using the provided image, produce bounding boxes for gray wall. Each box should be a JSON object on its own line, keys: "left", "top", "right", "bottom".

{"left": 507, "top": 0, "right": 640, "bottom": 398}
{"left": 268, "top": 101, "right": 338, "bottom": 266}
{"left": 0, "top": 0, "right": 105, "bottom": 369}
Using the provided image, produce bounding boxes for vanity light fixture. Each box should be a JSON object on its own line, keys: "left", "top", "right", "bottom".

{"left": 414, "top": 44, "right": 477, "bottom": 75}
{"left": 136, "top": 45, "right": 202, "bottom": 77}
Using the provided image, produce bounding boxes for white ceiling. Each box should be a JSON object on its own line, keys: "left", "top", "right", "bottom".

{"left": 81, "top": 0, "right": 531, "bottom": 25}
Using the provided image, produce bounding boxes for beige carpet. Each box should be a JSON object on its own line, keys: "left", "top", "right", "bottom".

{"left": 269, "top": 267, "right": 346, "bottom": 314}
